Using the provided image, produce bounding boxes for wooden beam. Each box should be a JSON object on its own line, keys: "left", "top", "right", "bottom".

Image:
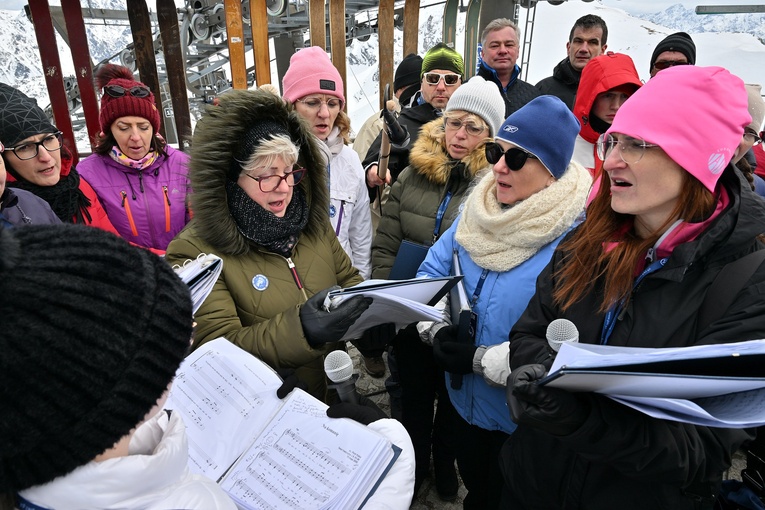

{"left": 157, "top": 0, "right": 192, "bottom": 149}
{"left": 309, "top": 0, "right": 326, "bottom": 50}
{"left": 250, "top": 0, "right": 272, "bottom": 86}
{"left": 223, "top": 0, "right": 247, "bottom": 89}
{"left": 378, "top": 0, "right": 394, "bottom": 110}
{"left": 329, "top": 0, "right": 347, "bottom": 105}
{"left": 403, "top": 0, "right": 419, "bottom": 56}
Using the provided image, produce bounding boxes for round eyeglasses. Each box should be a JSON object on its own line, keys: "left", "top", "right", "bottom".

{"left": 297, "top": 97, "right": 343, "bottom": 111}
{"left": 485, "top": 142, "right": 538, "bottom": 170}
{"left": 597, "top": 133, "right": 659, "bottom": 165}
{"left": 244, "top": 168, "right": 306, "bottom": 192}
{"left": 103, "top": 84, "right": 151, "bottom": 98}
{"left": 444, "top": 117, "right": 487, "bottom": 137}
{"left": 7, "top": 132, "right": 63, "bottom": 161}
{"left": 423, "top": 72, "right": 461, "bottom": 87}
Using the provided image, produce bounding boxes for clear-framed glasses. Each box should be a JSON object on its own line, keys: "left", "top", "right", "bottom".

{"left": 7, "top": 131, "right": 63, "bottom": 161}
{"left": 652, "top": 60, "right": 690, "bottom": 71}
{"left": 103, "top": 84, "right": 152, "bottom": 98}
{"left": 0, "top": 141, "right": 4, "bottom": 153}
{"left": 244, "top": 167, "right": 306, "bottom": 192}
{"left": 596, "top": 133, "right": 659, "bottom": 165}
{"left": 423, "top": 72, "right": 460, "bottom": 86}
{"left": 444, "top": 117, "right": 487, "bottom": 137}
{"left": 485, "top": 142, "right": 538, "bottom": 170}
{"left": 744, "top": 128, "right": 763, "bottom": 146}
{"left": 296, "top": 97, "right": 343, "bottom": 111}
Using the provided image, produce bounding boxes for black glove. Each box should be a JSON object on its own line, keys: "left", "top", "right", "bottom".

{"left": 326, "top": 395, "right": 388, "bottom": 425}
{"left": 275, "top": 368, "right": 308, "bottom": 399}
{"left": 299, "top": 286, "right": 373, "bottom": 347}
{"left": 433, "top": 324, "right": 476, "bottom": 375}
{"left": 506, "top": 364, "right": 588, "bottom": 436}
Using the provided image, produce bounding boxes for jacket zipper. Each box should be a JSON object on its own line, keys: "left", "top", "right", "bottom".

{"left": 163, "top": 185, "right": 171, "bottom": 232}
{"left": 286, "top": 257, "right": 309, "bottom": 301}
{"left": 120, "top": 191, "right": 139, "bottom": 237}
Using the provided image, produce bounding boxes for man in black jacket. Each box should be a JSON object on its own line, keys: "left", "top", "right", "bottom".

{"left": 476, "top": 18, "right": 540, "bottom": 118}
{"left": 536, "top": 14, "right": 608, "bottom": 110}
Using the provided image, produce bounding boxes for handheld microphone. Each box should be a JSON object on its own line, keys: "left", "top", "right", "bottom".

{"left": 324, "top": 350, "right": 360, "bottom": 405}
{"left": 546, "top": 318, "right": 579, "bottom": 353}
{"left": 381, "top": 107, "right": 410, "bottom": 148}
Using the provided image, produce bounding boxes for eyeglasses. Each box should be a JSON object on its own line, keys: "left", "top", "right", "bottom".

{"left": 597, "top": 133, "right": 660, "bottom": 164}
{"left": 244, "top": 167, "right": 306, "bottom": 192}
{"left": 444, "top": 117, "right": 487, "bottom": 137}
{"left": 652, "top": 60, "right": 689, "bottom": 71}
{"left": 744, "top": 129, "right": 763, "bottom": 146}
{"left": 103, "top": 84, "right": 152, "bottom": 98}
{"left": 297, "top": 97, "right": 343, "bottom": 111}
{"left": 7, "top": 132, "right": 63, "bottom": 161}
{"left": 485, "top": 142, "right": 538, "bottom": 170}
{"left": 0, "top": 141, "right": 4, "bottom": 153}
{"left": 423, "top": 72, "right": 460, "bottom": 86}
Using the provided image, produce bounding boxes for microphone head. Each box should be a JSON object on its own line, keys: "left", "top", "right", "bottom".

{"left": 324, "top": 350, "right": 354, "bottom": 383}
{"left": 546, "top": 318, "right": 579, "bottom": 352}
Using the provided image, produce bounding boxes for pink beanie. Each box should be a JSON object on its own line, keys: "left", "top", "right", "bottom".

{"left": 608, "top": 66, "right": 750, "bottom": 192}
{"left": 281, "top": 46, "right": 345, "bottom": 105}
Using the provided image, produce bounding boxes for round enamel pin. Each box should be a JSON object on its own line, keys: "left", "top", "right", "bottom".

{"left": 252, "top": 274, "right": 269, "bottom": 291}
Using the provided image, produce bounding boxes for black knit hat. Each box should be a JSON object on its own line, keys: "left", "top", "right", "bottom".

{"left": 649, "top": 32, "right": 696, "bottom": 72}
{"left": 0, "top": 224, "right": 193, "bottom": 492}
{"left": 229, "top": 119, "right": 293, "bottom": 181}
{"left": 0, "top": 83, "right": 57, "bottom": 147}
{"left": 394, "top": 53, "right": 424, "bottom": 91}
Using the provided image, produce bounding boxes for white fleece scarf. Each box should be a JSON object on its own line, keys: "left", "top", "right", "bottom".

{"left": 455, "top": 161, "right": 592, "bottom": 272}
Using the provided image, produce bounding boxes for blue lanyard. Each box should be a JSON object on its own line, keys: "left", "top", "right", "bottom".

{"left": 16, "top": 495, "right": 51, "bottom": 510}
{"left": 600, "top": 257, "right": 667, "bottom": 345}
{"left": 470, "top": 268, "right": 489, "bottom": 308}
{"left": 433, "top": 191, "right": 453, "bottom": 243}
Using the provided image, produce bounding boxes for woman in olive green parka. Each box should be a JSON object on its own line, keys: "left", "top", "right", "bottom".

{"left": 166, "top": 90, "right": 364, "bottom": 401}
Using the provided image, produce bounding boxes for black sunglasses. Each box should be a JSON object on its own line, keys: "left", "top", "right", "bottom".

{"left": 485, "top": 142, "right": 538, "bottom": 170}
{"left": 652, "top": 60, "right": 689, "bottom": 71}
{"left": 103, "top": 84, "right": 151, "bottom": 98}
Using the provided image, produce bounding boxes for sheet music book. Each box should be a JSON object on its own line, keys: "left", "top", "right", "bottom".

{"left": 323, "top": 276, "right": 462, "bottom": 341}
{"left": 172, "top": 253, "right": 223, "bottom": 314}
{"left": 539, "top": 339, "right": 765, "bottom": 427}
{"left": 165, "top": 338, "right": 398, "bottom": 509}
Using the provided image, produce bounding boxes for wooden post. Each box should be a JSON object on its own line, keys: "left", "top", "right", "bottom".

{"left": 403, "top": 0, "right": 419, "bottom": 56}
{"left": 126, "top": 0, "right": 167, "bottom": 139}
{"left": 157, "top": 0, "right": 192, "bottom": 150}
{"left": 60, "top": 0, "right": 100, "bottom": 150}
{"left": 328, "top": 0, "right": 346, "bottom": 105}
{"left": 308, "top": 0, "right": 326, "bottom": 50}
{"left": 378, "top": 0, "right": 394, "bottom": 110}
{"left": 27, "top": 0, "right": 77, "bottom": 162}
{"left": 249, "top": 0, "right": 271, "bottom": 86}
{"left": 223, "top": 0, "right": 247, "bottom": 89}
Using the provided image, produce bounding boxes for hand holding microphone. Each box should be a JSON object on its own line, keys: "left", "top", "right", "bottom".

{"left": 324, "top": 350, "right": 387, "bottom": 424}
{"left": 381, "top": 103, "right": 410, "bottom": 148}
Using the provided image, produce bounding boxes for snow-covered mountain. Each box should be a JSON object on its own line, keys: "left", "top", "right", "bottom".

{"left": 1, "top": 0, "right": 764, "bottom": 149}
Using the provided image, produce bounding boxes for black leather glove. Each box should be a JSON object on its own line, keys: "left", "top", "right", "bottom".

{"left": 326, "top": 395, "right": 388, "bottom": 425}
{"left": 433, "top": 324, "right": 476, "bottom": 375}
{"left": 507, "top": 364, "right": 588, "bottom": 436}
{"left": 275, "top": 368, "right": 308, "bottom": 399}
{"left": 299, "top": 286, "right": 373, "bottom": 347}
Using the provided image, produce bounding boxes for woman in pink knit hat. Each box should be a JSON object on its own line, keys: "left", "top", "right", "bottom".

{"left": 500, "top": 65, "right": 765, "bottom": 509}
{"left": 78, "top": 64, "right": 191, "bottom": 252}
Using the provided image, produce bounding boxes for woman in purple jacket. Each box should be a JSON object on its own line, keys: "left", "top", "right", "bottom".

{"left": 78, "top": 64, "right": 190, "bottom": 252}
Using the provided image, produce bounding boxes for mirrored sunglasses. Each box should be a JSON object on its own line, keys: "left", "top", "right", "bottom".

{"left": 423, "top": 72, "right": 460, "bottom": 86}
{"left": 104, "top": 84, "right": 152, "bottom": 98}
{"left": 485, "top": 142, "right": 538, "bottom": 170}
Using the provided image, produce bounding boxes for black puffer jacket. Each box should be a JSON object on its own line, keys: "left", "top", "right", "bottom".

{"left": 535, "top": 57, "right": 581, "bottom": 110}
{"left": 477, "top": 61, "right": 541, "bottom": 117}
{"left": 503, "top": 168, "right": 765, "bottom": 509}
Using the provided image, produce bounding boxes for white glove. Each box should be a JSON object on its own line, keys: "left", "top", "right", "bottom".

{"left": 416, "top": 296, "right": 449, "bottom": 345}
{"left": 475, "top": 342, "right": 511, "bottom": 387}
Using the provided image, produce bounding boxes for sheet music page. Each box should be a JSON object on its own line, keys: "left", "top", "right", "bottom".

{"left": 165, "top": 338, "right": 283, "bottom": 481}
{"left": 219, "top": 388, "right": 393, "bottom": 510}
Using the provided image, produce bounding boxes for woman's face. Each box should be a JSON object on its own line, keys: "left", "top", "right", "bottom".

{"left": 492, "top": 140, "right": 554, "bottom": 205}
{"left": 444, "top": 112, "right": 488, "bottom": 160}
{"left": 237, "top": 155, "right": 294, "bottom": 217}
{"left": 294, "top": 95, "right": 341, "bottom": 140}
{"left": 591, "top": 85, "right": 634, "bottom": 125}
{"left": 110, "top": 116, "right": 153, "bottom": 159}
{"left": 603, "top": 133, "right": 686, "bottom": 237}
{"left": 5, "top": 133, "right": 62, "bottom": 186}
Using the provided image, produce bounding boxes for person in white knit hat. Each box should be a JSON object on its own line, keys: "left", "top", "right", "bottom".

{"left": 371, "top": 75, "right": 505, "bottom": 502}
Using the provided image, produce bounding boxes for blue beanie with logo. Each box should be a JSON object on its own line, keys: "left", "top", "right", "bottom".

{"left": 495, "top": 95, "right": 580, "bottom": 179}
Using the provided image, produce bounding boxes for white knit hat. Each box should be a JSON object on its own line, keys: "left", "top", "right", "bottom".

{"left": 445, "top": 76, "right": 506, "bottom": 137}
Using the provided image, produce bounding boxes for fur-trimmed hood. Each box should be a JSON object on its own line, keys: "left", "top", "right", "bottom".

{"left": 188, "top": 89, "right": 329, "bottom": 255}
{"left": 408, "top": 118, "right": 491, "bottom": 185}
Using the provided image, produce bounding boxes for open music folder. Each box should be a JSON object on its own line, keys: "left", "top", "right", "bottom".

{"left": 171, "top": 253, "right": 223, "bottom": 314}
{"left": 539, "top": 339, "right": 765, "bottom": 427}
{"left": 165, "top": 338, "right": 400, "bottom": 509}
